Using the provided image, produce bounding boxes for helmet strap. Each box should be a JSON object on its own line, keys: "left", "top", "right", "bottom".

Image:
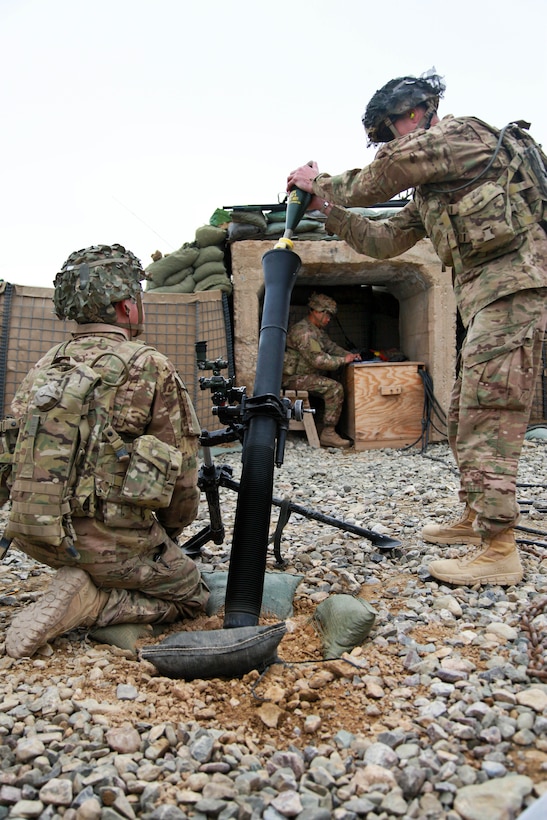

{"left": 383, "top": 116, "right": 400, "bottom": 140}
{"left": 113, "top": 294, "right": 144, "bottom": 337}
{"left": 422, "top": 100, "right": 438, "bottom": 130}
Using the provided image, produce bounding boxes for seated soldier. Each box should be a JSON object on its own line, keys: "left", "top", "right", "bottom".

{"left": 282, "top": 292, "right": 361, "bottom": 448}
{"left": 1, "top": 243, "right": 209, "bottom": 658}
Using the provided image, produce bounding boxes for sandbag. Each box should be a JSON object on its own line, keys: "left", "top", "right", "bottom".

{"left": 193, "top": 261, "right": 227, "bottom": 283}
{"left": 209, "top": 208, "right": 231, "bottom": 227}
{"left": 195, "top": 245, "right": 225, "bottom": 266}
{"left": 140, "top": 622, "right": 287, "bottom": 680}
{"left": 230, "top": 209, "right": 267, "bottom": 229}
{"left": 163, "top": 266, "right": 194, "bottom": 287}
{"left": 149, "top": 276, "right": 196, "bottom": 294}
{"left": 193, "top": 274, "right": 232, "bottom": 294}
{"left": 195, "top": 225, "right": 227, "bottom": 247}
{"left": 313, "top": 594, "right": 377, "bottom": 659}
{"left": 202, "top": 570, "right": 303, "bottom": 619}
{"left": 266, "top": 210, "right": 288, "bottom": 223}
{"left": 227, "top": 222, "right": 263, "bottom": 242}
{"left": 145, "top": 245, "right": 200, "bottom": 285}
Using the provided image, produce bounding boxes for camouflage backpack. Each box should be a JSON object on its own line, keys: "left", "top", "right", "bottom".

{"left": 0, "top": 339, "right": 182, "bottom": 558}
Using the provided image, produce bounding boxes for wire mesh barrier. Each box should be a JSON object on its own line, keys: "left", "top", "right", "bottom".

{"left": 0, "top": 283, "right": 231, "bottom": 431}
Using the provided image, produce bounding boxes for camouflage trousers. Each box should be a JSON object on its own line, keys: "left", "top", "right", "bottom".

{"left": 448, "top": 288, "right": 547, "bottom": 536}
{"left": 282, "top": 374, "right": 344, "bottom": 425}
{"left": 13, "top": 517, "right": 209, "bottom": 626}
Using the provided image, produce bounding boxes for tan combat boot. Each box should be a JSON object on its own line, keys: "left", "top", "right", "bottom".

{"left": 320, "top": 426, "right": 351, "bottom": 449}
{"left": 428, "top": 529, "right": 523, "bottom": 586}
{"left": 422, "top": 505, "right": 481, "bottom": 546}
{"left": 5, "top": 567, "right": 109, "bottom": 659}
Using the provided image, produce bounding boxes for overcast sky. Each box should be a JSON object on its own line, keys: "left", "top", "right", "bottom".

{"left": 1, "top": 0, "right": 546, "bottom": 288}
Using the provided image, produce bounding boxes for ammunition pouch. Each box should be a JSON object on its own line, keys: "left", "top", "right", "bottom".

{"left": 449, "top": 180, "right": 517, "bottom": 256}
{"left": 120, "top": 435, "right": 182, "bottom": 509}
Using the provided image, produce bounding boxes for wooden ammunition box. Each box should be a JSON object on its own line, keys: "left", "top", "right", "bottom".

{"left": 341, "top": 361, "right": 425, "bottom": 450}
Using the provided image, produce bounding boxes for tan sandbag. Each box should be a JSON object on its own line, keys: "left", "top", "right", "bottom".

{"left": 150, "top": 276, "right": 196, "bottom": 293}
{"left": 193, "top": 273, "right": 232, "bottom": 294}
{"left": 193, "top": 261, "right": 227, "bottom": 283}
{"left": 145, "top": 245, "right": 200, "bottom": 285}
{"left": 195, "top": 245, "right": 225, "bottom": 266}
{"left": 195, "top": 225, "right": 227, "bottom": 247}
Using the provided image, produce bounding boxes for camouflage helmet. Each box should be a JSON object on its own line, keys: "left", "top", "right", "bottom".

{"left": 308, "top": 292, "right": 337, "bottom": 315}
{"left": 54, "top": 244, "right": 145, "bottom": 324}
{"left": 363, "top": 69, "right": 445, "bottom": 145}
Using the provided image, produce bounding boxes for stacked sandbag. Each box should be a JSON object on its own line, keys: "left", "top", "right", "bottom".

{"left": 145, "top": 223, "right": 232, "bottom": 295}
{"left": 193, "top": 226, "right": 231, "bottom": 294}
{"left": 263, "top": 208, "right": 326, "bottom": 240}
{"left": 227, "top": 209, "right": 268, "bottom": 242}
{"left": 145, "top": 243, "right": 200, "bottom": 293}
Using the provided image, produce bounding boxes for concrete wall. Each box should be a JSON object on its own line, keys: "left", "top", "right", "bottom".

{"left": 229, "top": 238, "right": 457, "bottom": 440}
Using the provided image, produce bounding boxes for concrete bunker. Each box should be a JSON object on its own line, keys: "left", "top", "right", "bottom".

{"left": 230, "top": 238, "right": 458, "bottom": 443}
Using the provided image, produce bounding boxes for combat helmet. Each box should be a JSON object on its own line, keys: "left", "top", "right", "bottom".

{"left": 363, "top": 69, "right": 445, "bottom": 146}
{"left": 308, "top": 292, "right": 337, "bottom": 315}
{"left": 54, "top": 244, "right": 145, "bottom": 332}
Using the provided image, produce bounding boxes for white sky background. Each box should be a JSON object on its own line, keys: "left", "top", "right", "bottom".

{"left": 1, "top": 0, "right": 546, "bottom": 288}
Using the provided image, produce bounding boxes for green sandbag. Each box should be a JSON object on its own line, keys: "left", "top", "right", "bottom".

{"left": 264, "top": 223, "right": 284, "bottom": 237}
{"left": 295, "top": 219, "right": 321, "bottom": 233}
{"left": 150, "top": 276, "right": 196, "bottom": 293}
{"left": 230, "top": 209, "right": 267, "bottom": 229}
{"left": 193, "top": 260, "right": 227, "bottom": 283}
{"left": 202, "top": 570, "right": 303, "bottom": 619}
{"left": 90, "top": 623, "right": 153, "bottom": 654}
{"left": 193, "top": 273, "right": 232, "bottom": 294}
{"left": 195, "top": 225, "right": 227, "bottom": 247}
{"left": 209, "top": 208, "right": 232, "bottom": 227}
{"left": 266, "top": 210, "right": 287, "bottom": 223}
{"left": 313, "top": 594, "right": 377, "bottom": 660}
{"left": 195, "top": 245, "right": 225, "bottom": 266}
{"left": 145, "top": 245, "right": 200, "bottom": 286}
{"left": 163, "top": 266, "right": 194, "bottom": 287}
{"left": 228, "top": 223, "right": 264, "bottom": 241}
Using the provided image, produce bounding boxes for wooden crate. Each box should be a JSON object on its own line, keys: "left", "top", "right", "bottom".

{"left": 341, "top": 362, "right": 425, "bottom": 450}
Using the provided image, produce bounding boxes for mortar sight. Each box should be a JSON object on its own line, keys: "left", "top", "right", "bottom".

{"left": 195, "top": 340, "right": 228, "bottom": 374}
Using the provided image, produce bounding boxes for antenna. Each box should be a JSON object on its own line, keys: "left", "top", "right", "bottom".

{"left": 111, "top": 196, "right": 176, "bottom": 249}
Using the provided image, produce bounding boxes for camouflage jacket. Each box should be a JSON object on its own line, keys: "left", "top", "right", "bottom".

{"left": 11, "top": 324, "right": 201, "bottom": 537}
{"left": 283, "top": 316, "right": 349, "bottom": 378}
{"left": 315, "top": 115, "right": 547, "bottom": 326}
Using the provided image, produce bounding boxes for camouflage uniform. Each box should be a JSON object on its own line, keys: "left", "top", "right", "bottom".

{"left": 315, "top": 115, "right": 547, "bottom": 536}
{"left": 10, "top": 323, "right": 208, "bottom": 623}
{"left": 283, "top": 295, "right": 351, "bottom": 426}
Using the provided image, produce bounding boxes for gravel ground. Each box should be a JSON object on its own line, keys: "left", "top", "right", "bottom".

{"left": 0, "top": 435, "right": 546, "bottom": 820}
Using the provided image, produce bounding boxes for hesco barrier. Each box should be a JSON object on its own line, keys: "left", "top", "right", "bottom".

{"left": 0, "top": 283, "right": 232, "bottom": 431}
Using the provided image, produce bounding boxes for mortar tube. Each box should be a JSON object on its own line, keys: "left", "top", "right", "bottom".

{"left": 223, "top": 247, "right": 301, "bottom": 628}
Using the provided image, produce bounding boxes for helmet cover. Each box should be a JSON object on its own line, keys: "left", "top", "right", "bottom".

{"left": 308, "top": 292, "right": 337, "bottom": 315}
{"left": 54, "top": 244, "right": 145, "bottom": 324}
{"left": 363, "top": 69, "right": 446, "bottom": 145}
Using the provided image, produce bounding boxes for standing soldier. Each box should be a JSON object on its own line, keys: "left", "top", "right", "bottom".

{"left": 2, "top": 244, "right": 209, "bottom": 658}
{"left": 287, "top": 70, "right": 547, "bottom": 586}
{"left": 283, "top": 292, "right": 361, "bottom": 448}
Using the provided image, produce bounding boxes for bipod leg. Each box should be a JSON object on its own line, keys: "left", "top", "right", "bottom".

{"left": 271, "top": 498, "right": 292, "bottom": 567}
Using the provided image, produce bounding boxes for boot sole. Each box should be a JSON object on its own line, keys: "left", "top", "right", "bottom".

{"left": 422, "top": 533, "right": 482, "bottom": 546}
{"left": 429, "top": 569, "right": 523, "bottom": 586}
{"left": 6, "top": 570, "right": 89, "bottom": 659}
